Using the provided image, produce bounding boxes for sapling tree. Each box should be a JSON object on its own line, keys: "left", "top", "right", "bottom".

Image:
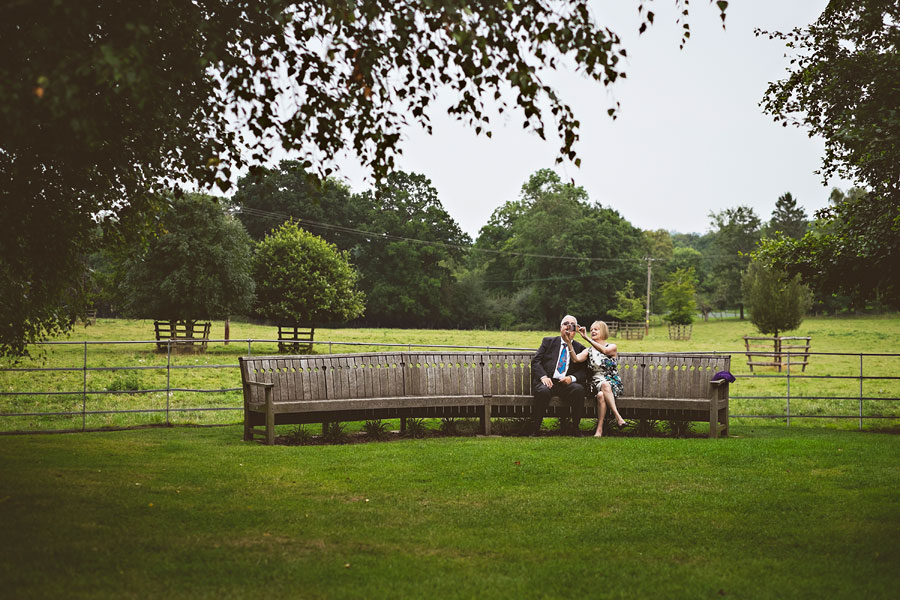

{"left": 609, "top": 281, "right": 645, "bottom": 323}
{"left": 742, "top": 260, "right": 811, "bottom": 338}
{"left": 661, "top": 267, "right": 697, "bottom": 325}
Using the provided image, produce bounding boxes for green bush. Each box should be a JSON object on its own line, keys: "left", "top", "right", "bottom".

{"left": 322, "top": 422, "right": 349, "bottom": 444}
{"left": 253, "top": 221, "right": 365, "bottom": 325}
{"left": 404, "top": 418, "right": 428, "bottom": 438}
{"left": 362, "top": 419, "right": 388, "bottom": 440}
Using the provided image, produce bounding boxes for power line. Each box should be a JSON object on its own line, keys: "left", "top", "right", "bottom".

{"left": 236, "top": 205, "right": 656, "bottom": 263}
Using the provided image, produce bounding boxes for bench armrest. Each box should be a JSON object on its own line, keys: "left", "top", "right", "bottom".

{"left": 709, "top": 379, "right": 728, "bottom": 386}
{"left": 244, "top": 379, "right": 275, "bottom": 389}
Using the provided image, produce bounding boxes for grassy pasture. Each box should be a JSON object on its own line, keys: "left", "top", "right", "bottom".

{"left": 0, "top": 424, "right": 897, "bottom": 599}
{"left": 1, "top": 315, "right": 898, "bottom": 433}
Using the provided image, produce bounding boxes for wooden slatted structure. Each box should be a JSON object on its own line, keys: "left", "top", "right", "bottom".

{"left": 277, "top": 325, "right": 315, "bottom": 354}
{"left": 240, "top": 351, "right": 730, "bottom": 444}
{"left": 619, "top": 322, "right": 646, "bottom": 340}
{"left": 153, "top": 320, "right": 211, "bottom": 352}
{"left": 667, "top": 323, "right": 692, "bottom": 340}
{"left": 743, "top": 336, "right": 811, "bottom": 372}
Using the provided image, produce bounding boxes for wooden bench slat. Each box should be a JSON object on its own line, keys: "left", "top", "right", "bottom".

{"left": 270, "top": 395, "right": 490, "bottom": 413}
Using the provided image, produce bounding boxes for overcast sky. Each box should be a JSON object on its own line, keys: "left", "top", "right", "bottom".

{"left": 301, "top": 1, "right": 854, "bottom": 238}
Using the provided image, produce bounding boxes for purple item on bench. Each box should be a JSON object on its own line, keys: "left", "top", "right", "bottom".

{"left": 712, "top": 370, "right": 736, "bottom": 383}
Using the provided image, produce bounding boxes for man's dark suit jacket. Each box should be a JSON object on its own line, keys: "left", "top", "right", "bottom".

{"left": 531, "top": 336, "right": 588, "bottom": 389}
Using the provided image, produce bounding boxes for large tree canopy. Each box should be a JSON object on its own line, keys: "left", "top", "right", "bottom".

{"left": 757, "top": 0, "right": 899, "bottom": 306}
{"left": 1, "top": 1, "right": 727, "bottom": 355}
{"left": 760, "top": 0, "right": 900, "bottom": 200}
{"left": 706, "top": 206, "right": 761, "bottom": 315}
{"left": 232, "top": 161, "right": 361, "bottom": 244}
{"left": 475, "top": 169, "right": 644, "bottom": 326}
{"left": 352, "top": 172, "right": 470, "bottom": 326}
{"left": 122, "top": 194, "right": 255, "bottom": 321}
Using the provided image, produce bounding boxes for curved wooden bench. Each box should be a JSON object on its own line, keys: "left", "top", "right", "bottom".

{"left": 239, "top": 351, "right": 731, "bottom": 444}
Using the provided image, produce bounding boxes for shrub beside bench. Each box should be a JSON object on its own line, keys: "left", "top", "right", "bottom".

{"left": 239, "top": 351, "right": 731, "bottom": 444}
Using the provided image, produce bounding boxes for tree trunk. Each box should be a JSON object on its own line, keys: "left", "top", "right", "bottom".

{"left": 224, "top": 316, "right": 230, "bottom": 345}
{"left": 739, "top": 303, "right": 744, "bottom": 320}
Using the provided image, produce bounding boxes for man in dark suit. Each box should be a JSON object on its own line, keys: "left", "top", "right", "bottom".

{"left": 529, "top": 314, "right": 588, "bottom": 436}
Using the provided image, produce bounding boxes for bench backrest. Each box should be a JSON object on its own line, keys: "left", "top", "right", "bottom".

{"left": 239, "top": 351, "right": 730, "bottom": 403}
{"left": 239, "top": 352, "right": 487, "bottom": 405}
{"left": 484, "top": 352, "right": 729, "bottom": 399}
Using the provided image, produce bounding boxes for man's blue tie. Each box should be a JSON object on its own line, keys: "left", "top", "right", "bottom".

{"left": 556, "top": 344, "right": 568, "bottom": 375}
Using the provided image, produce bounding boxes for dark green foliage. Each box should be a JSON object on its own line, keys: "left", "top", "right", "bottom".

{"left": 758, "top": 1, "right": 899, "bottom": 309}
{"left": 662, "top": 419, "right": 695, "bottom": 438}
{"left": 322, "top": 422, "right": 349, "bottom": 444}
{"left": 609, "top": 281, "right": 645, "bottom": 323}
{"left": 756, "top": 189, "right": 899, "bottom": 310}
{"left": 122, "top": 194, "right": 255, "bottom": 321}
{"left": 474, "top": 169, "right": 644, "bottom": 326}
{"left": 491, "top": 418, "right": 529, "bottom": 436}
{"left": 707, "top": 206, "right": 762, "bottom": 313}
{"left": 760, "top": 0, "right": 900, "bottom": 203}
{"left": 252, "top": 222, "right": 365, "bottom": 325}
{"left": 767, "top": 192, "right": 808, "bottom": 239}
{"left": 439, "top": 418, "right": 460, "bottom": 436}
{"left": 660, "top": 267, "right": 697, "bottom": 325}
{"left": 404, "top": 418, "right": 428, "bottom": 439}
{"left": 632, "top": 419, "right": 662, "bottom": 437}
{"left": 363, "top": 420, "right": 389, "bottom": 440}
{"left": 232, "top": 161, "right": 361, "bottom": 244}
{"left": 742, "top": 260, "right": 812, "bottom": 337}
{"left": 290, "top": 425, "right": 314, "bottom": 445}
{"left": 352, "top": 172, "right": 471, "bottom": 327}
{"left": 4, "top": 0, "right": 705, "bottom": 356}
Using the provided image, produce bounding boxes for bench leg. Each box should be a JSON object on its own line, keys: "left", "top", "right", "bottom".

{"left": 709, "top": 404, "right": 719, "bottom": 439}
{"left": 243, "top": 394, "right": 253, "bottom": 442}
{"left": 265, "top": 389, "right": 275, "bottom": 445}
{"left": 481, "top": 402, "right": 492, "bottom": 435}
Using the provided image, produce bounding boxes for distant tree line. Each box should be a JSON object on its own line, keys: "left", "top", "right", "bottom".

{"left": 86, "top": 162, "right": 886, "bottom": 334}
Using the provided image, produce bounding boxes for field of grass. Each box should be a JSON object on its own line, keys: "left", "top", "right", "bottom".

{"left": 0, "top": 424, "right": 897, "bottom": 599}
{"left": 1, "top": 315, "right": 898, "bottom": 432}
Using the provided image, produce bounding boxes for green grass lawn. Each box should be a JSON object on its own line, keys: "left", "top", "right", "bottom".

{"left": 1, "top": 315, "right": 899, "bottom": 432}
{"left": 0, "top": 425, "right": 897, "bottom": 599}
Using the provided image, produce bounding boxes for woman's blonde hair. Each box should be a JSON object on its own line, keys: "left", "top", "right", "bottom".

{"left": 592, "top": 320, "right": 609, "bottom": 339}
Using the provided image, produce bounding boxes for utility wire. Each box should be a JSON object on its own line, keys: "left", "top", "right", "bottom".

{"left": 236, "top": 205, "right": 662, "bottom": 263}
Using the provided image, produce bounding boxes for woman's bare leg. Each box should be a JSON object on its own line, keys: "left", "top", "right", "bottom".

{"left": 594, "top": 392, "right": 607, "bottom": 437}
{"left": 601, "top": 381, "right": 626, "bottom": 426}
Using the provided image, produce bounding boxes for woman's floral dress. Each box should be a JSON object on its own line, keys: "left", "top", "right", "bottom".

{"left": 588, "top": 346, "right": 623, "bottom": 398}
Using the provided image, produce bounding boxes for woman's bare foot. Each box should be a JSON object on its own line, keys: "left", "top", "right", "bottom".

{"left": 593, "top": 429, "right": 603, "bottom": 438}
{"left": 617, "top": 419, "right": 626, "bottom": 428}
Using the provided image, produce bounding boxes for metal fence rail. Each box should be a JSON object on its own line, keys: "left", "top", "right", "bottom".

{"left": 1, "top": 339, "right": 898, "bottom": 434}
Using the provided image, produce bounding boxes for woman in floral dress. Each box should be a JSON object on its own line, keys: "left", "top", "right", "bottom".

{"left": 566, "top": 320, "right": 625, "bottom": 437}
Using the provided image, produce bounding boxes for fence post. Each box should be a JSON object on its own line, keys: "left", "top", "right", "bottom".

{"left": 82, "top": 341, "right": 88, "bottom": 432}
{"left": 786, "top": 350, "right": 791, "bottom": 427}
{"left": 859, "top": 354, "right": 864, "bottom": 431}
{"left": 166, "top": 341, "right": 172, "bottom": 426}
{"left": 247, "top": 340, "right": 252, "bottom": 356}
